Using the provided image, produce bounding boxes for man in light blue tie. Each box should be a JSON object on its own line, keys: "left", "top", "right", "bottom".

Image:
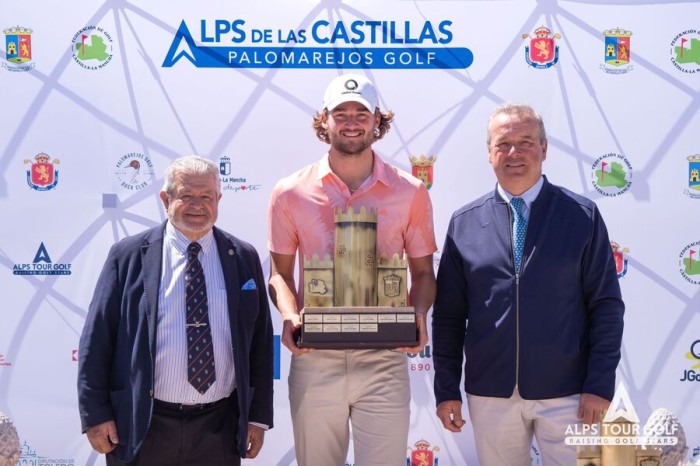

{"left": 432, "top": 104, "right": 624, "bottom": 465}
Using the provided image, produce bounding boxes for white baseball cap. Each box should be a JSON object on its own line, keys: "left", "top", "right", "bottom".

{"left": 322, "top": 74, "right": 379, "bottom": 112}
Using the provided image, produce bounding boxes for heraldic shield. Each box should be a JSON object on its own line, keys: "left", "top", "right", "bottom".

{"left": 25, "top": 153, "right": 59, "bottom": 191}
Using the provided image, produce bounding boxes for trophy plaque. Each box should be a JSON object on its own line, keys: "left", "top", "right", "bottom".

{"left": 298, "top": 206, "right": 418, "bottom": 349}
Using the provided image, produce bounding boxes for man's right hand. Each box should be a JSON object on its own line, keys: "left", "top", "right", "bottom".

{"left": 436, "top": 400, "right": 467, "bottom": 432}
{"left": 281, "top": 313, "right": 312, "bottom": 356}
{"left": 86, "top": 420, "right": 119, "bottom": 454}
{"left": 269, "top": 251, "right": 312, "bottom": 356}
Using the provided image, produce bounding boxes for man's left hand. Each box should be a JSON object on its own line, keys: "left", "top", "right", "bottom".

{"left": 245, "top": 424, "right": 265, "bottom": 458}
{"left": 578, "top": 393, "right": 610, "bottom": 424}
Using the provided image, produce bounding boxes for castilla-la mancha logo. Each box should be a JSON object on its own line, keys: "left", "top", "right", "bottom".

{"left": 522, "top": 26, "right": 560, "bottom": 69}
{"left": 679, "top": 242, "right": 700, "bottom": 285}
{"left": 218, "top": 156, "right": 262, "bottom": 193}
{"left": 670, "top": 30, "right": 700, "bottom": 74}
{"left": 407, "top": 438, "right": 440, "bottom": 466}
{"left": 591, "top": 153, "right": 632, "bottom": 197}
{"left": 24, "top": 152, "right": 59, "bottom": 191}
{"left": 71, "top": 25, "right": 113, "bottom": 70}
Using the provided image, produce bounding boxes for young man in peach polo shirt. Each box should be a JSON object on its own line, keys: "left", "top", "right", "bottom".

{"left": 268, "top": 74, "right": 437, "bottom": 466}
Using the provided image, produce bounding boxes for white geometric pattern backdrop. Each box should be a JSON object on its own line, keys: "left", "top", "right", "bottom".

{"left": 1, "top": 1, "right": 699, "bottom": 465}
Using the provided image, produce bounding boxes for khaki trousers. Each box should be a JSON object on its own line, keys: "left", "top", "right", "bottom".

{"left": 289, "top": 349, "right": 410, "bottom": 466}
{"left": 467, "top": 389, "right": 580, "bottom": 466}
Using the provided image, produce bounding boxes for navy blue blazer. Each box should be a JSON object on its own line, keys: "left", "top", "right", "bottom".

{"left": 433, "top": 177, "right": 624, "bottom": 402}
{"left": 78, "top": 222, "right": 274, "bottom": 462}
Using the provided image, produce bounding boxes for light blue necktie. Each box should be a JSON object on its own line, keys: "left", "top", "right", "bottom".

{"left": 510, "top": 197, "right": 527, "bottom": 272}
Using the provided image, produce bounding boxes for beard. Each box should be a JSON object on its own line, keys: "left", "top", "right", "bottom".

{"left": 328, "top": 130, "right": 374, "bottom": 157}
{"left": 169, "top": 210, "right": 216, "bottom": 240}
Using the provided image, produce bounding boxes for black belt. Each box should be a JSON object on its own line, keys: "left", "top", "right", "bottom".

{"left": 154, "top": 392, "right": 233, "bottom": 414}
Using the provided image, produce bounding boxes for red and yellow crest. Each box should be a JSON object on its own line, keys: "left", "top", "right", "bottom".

{"left": 4, "top": 26, "right": 33, "bottom": 64}
{"left": 407, "top": 439, "right": 440, "bottom": 466}
{"left": 523, "top": 26, "right": 561, "bottom": 69}
{"left": 409, "top": 155, "right": 436, "bottom": 190}
{"left": 610, "top": 241, "right": 630, "bottom": 278}
{"left": 24, "top": 152, "right": 60, "bottom": 191}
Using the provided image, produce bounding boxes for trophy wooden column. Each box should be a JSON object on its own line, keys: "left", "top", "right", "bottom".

{"left": 333, "top": 206, "right": 377, "bottom": 306}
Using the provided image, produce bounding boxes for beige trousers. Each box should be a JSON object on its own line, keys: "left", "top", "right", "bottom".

{"left": 467, "top": 389, "right": 580, "bottom": 466}
{"left": 289, "top": 349, "right": 410, "bottom": 466}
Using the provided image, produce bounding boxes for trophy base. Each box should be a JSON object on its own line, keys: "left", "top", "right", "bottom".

{"left": 298, "top": 306, "right": 418, "bottom": 349}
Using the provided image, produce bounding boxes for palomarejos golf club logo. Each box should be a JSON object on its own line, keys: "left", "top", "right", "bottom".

{"left": 565, "top": 382, "right": 678, "bottom": 447}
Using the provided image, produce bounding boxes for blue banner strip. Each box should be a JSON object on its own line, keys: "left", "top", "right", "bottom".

{"left": 164, "top": 45, "right": 473, "bottom": 69}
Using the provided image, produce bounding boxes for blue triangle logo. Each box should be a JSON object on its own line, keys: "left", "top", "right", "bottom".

{"left": 163, "top": 20, "right": 197, "bottom": 67}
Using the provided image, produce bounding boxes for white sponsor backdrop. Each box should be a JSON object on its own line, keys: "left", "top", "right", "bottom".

{"left": 1, "top": 1, "right": 699, "bottom": 465}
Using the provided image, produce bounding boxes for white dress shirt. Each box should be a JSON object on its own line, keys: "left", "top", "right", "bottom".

{"left": 153, "top": 221, "right": 235, "bottom": 404}
{"left": 497, "top": 175, "right": 545, "bottom": 221}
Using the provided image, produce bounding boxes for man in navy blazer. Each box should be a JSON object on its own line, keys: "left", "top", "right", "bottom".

{"left": 78, "top": 155, "right": 273, "bottom": 465}
{"left": 432, "top": 105, "right": 623, "bottom": 465}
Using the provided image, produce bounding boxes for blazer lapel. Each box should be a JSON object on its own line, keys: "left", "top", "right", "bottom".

{"left": 141, "top": 226, "right": 165, "bottom": 350}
